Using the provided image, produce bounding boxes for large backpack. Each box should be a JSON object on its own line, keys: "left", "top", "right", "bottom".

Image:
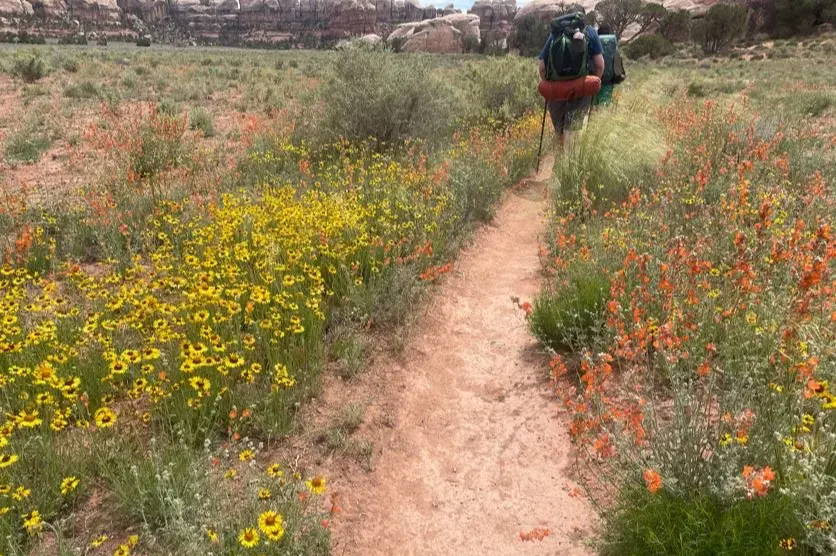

{"left": 599, "top": 34, "right": 627, "bottom": 85}
{"left": 545, "top": 13, "right": 588, "bottom": 82}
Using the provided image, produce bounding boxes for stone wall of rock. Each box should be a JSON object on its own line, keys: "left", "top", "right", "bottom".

{"left": 0, "top": 0, "right": 720, "bottom": 47}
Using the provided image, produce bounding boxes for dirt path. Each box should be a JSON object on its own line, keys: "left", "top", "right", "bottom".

{"left": 328, "top": 158, "right": 595, "bottom": 555}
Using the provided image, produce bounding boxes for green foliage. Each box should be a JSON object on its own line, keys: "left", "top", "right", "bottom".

{"left": 9, "top": 54, "right": 48, "bottom": 82}
{"left": 315, "top": 50, "right": 455, "bottom": 149}
{"left": 464, "top": 55, "right": 539, "bottom": 124}
{"left": 659, "top": 8, "right": 692, "bottom": 43}
{"left": 596, "top": 0, "right": 644, "bottom": 39}
{"left": 510, "top": 14, "right": 551, "bottom": 57}
{"left": 4, "top": 125, "right": 52, "bottom": 163}
{"left": 772, "top": 0, "right": 836, "bottom": 37}
{"left": 623, "top": 33, "right": 674, "bottom": 59}
{"left": 602, "top": 487, "right": 805, "bottom": 556}
{"left": 63, "top": 80, "right": 100, "bottom": 99}
{"left": 189, "top": 106, "right": 215, "bottom": 137}
{"left": 552, "top": 85, "right": 664, "bottom": 209}
{"left": 692, "top": 4, "right": 747, "bottom": 54}
{"left": 529, "top": 268, "right": 610, "bottom": 352}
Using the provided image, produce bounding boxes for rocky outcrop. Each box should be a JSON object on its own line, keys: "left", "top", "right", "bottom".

{"left": 0, "top": 0, "right": 34, "bottom": 18}
{"left": 469, "top": 0, "right": 513, "bottom": 47}
{"left": 514, "top": 0, "right": 718, "bottom": 22}
{"left": 388, "top": 12, "right": 479, "bottom": 53}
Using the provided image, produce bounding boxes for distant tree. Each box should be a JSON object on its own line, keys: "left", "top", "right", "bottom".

{"left": 692, "top": 3, "right": 747, "bottom": 54}
{"left": 594, "top": 0, "right": 666, "bottom": 40}
{"left": 772, "top": 0, "right": 836, "bottom": 37}
{"left": 636, "top": 3, "right": 668, "bottom": 37}
{"left": 659, "top": 8, "right": 692, "bottom": 43}
{"left": 595, "top": 0, "right": 643, "bottom": 39}
{"left": 510, "top": 14, "right": 551, "bottom": 56}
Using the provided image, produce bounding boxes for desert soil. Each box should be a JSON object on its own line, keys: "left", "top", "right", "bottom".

{"left": 324, "top": 157, "right": 596, "bottom": 555}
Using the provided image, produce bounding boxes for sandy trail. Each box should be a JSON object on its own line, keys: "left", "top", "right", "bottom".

{"left": 329, "top": 158, "right": 595, "bottom": 555}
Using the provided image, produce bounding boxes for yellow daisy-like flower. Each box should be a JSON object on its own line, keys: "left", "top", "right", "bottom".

{"left": 206, "top": 528, "right": 220, "bottom": 543}
{"left": 239, "top": 449, "right": 255, "bottom": 462}
{"left": 266, "top": 463, "right": 283, "bottom": 478}
{"left": 90, "top": 534, "right": 108, "bottom": 547}
{"left": 0, "top": 454, "right": 19, "bottom": 468}
{"left": 257, "top": 488, "right": 271, "bottom": 500}
{"left": 22, "top": 509, "right": 43, "bottom": 534}
{"left": 16, "top": 410, "right": 42, "bottom": 428}
{"left": 189, "top": 376, "right": 211, "bottom": 396}
{"left": 94, "top": 407, "right": 117, "bottom": 428}
{"left": 238, "top": 527, "right": 260, "bottom": 548}
{"left": 224, "top": 468, "right": 238, "bottom": 480}
{"left": 12, "top": 485, "right": 31, "bottom": 500}
{"left": 257, "top": 510, "right": 285, "bottom": 541}
{"left": 113, "top": 543, "right": 131, "bottom": 556}
{"left": 305, "top": 476, "right": 326, "bottom": 495}
{"left": 60, "top": 476, "right": 80, "bottom": 495}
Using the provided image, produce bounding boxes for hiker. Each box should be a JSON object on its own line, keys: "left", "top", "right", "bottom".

{"left": 594, "top": 23, "right": 626, "bottom": 107}
{"left": 537, "top": 12, "right": 605, "bottom": 149}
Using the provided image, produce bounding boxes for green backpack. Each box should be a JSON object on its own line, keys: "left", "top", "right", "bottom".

{"left": 599, "top": 34, "right": 626, "bottom": 85}
{"left": 545, "top": 13, "right": 588, "bottom": 82}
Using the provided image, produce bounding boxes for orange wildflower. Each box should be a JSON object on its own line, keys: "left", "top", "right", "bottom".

{"left": 643, "top": 469, "right": 662, "bottom": 493}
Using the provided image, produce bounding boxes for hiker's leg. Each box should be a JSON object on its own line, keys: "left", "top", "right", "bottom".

{"left": 563, "top": 97, "right": 591, "bottom": 152}
{"left": 548, "top": 100, "right": 569, "bottom": 153}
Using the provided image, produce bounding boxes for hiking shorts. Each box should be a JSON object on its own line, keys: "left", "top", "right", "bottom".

{"left": 548, "top": 95, "right": 592, "bottom": 134}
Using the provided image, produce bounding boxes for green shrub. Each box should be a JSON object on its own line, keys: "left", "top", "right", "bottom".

{"left": 314, "top": 50, "right": 456, "bottom": 149}
{"left": 692, "top": 3, "right": 746, "bottom": 54}
{"left": 795, "top": 90, "right": 834, "bottom": 117}
{"left": 4, "top": 126, "right": 52, "bottom": 163}
{"left": 189, "top": 107, "right": 215, "bottom": 137}
{"left": 552, "top": 88, "right": 664, "bottom": 210}
{"left": 529, "top": 269, "right": 610, "bottom": 352}
{"left": 686, "top": 80, "right": 707, "bottom": 97}
{"left": 624, "top": 33, "right": 675, "bottom": 60}
{"left": 602, "top": 486, "right": 805, "bottom": 556}
{"left": 659, "top": 8, "right": 692, "bottom": 43}
{"left": 63, "top": 80, "right": 100, "bottom": 99}
{"left": 61, "top": 57, "right": 80, "bottom": 73}
{"left": 156, "top": 98, "right": 180, "bottom": 117}
{"left": 9, "top": 55, "right": 48, "bottom": 82}
{"left": 463, "top": 55, "right": 539, "bottom": 125}
{"left": 510, "top": 14, "right": 551, "bottom": 56}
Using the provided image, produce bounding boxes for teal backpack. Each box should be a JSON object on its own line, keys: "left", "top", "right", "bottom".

{"left": 545, "top": 13, "right": 588, "bottom": 82}
{"left": 599, "top": 34, "right": 626, "bottom": 85}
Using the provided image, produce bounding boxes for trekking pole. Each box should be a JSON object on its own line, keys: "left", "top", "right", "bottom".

{"left": 536, "top": 98, "right": 548, "bottom": 174}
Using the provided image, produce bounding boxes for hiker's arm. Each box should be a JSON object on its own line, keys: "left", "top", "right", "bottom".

{"left": 592, "top": 54, "right": 605, "bottom": 79}
{"left": 538, "top": 59, "right": 545, "bottom": 80}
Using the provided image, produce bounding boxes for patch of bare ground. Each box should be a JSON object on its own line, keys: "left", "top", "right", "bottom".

{"left": 288, "top": 157, "right": 597, "bottom": 555}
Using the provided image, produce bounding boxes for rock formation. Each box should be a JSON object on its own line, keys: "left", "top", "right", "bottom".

{"left": 0, "top": 0, "right": 34, "bottom": 19}
{"left": 468, "top": 0, "right": 513, "bottom": 47}
{"left": 388, "top": 11, "right": 479, "bottom": 52}
{"left": 515, "top": 0, "right": 718, "bottom": 23}
{"left": 0, "top": 0, "right": 721, "bottom": 48}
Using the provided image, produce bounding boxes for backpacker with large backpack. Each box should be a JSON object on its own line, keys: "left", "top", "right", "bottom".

{"left": 544, "top": 13, "right": 588, "bottom": 82}
{"left": 538, "top": 12, "right": 601, "bottom": 102}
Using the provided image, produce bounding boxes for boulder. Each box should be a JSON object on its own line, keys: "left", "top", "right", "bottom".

{"left": 389, "top": 12, "right": 480, "bottom": 53}
{"left": 28, "top": 0, "right": 65, "bottom": 19}
{"left": 335, "top": 31, "right": 382, "bottom": 48}
{"left": 514, "top": 0, "right": 719, "bottom": 23}
{"left": 0, "top": 0, "right": 34, "bottom": 17}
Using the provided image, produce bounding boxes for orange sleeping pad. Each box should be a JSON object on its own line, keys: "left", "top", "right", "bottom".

{"left": 538, "top": 76, "right": 602, "bottom": 101}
